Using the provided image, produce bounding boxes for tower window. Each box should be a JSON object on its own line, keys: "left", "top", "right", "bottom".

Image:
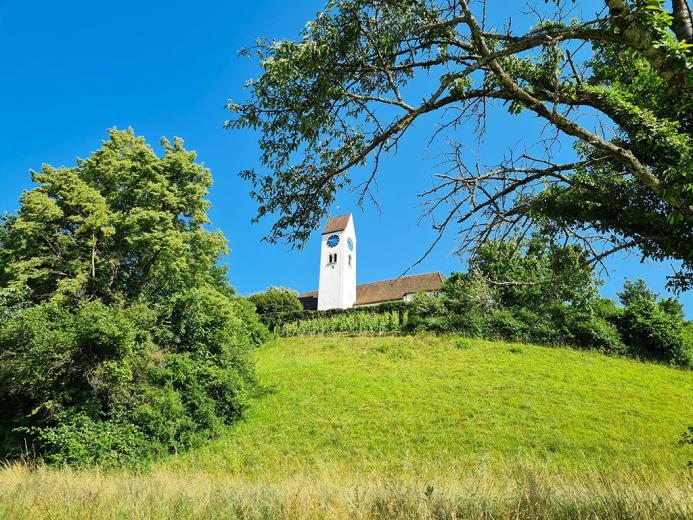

{"left": 349, "top": 255, "right": 352, "bottom": 267}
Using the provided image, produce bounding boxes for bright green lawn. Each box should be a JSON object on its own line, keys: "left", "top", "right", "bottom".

{"left": 170, "top": 336, "right": 693, "bottom": 478}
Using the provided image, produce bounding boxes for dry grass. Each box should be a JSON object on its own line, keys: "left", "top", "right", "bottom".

{"left": 1, "top": 462, "right": 691, "bottom": 519}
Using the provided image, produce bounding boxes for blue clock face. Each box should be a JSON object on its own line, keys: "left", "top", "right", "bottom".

{"left": 347, "top": 238, "right": 354, "bottom": 251}
{"left": 327, "top": 235, "right": 340, "bottom": 248}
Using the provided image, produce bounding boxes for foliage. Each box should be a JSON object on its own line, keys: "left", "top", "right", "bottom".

{"left": 280, "top": 310, "right": 404, "bottom": 336}
{"left": 468, "top": 235, "right": 600, "bottom": 310}
{"left": 554, "top": 306, "right": 627, "bottom": 356}
{"left": 0, "top": 129, "right": 265, "bottom": 467}
{"left": 0, "top": 129, "right": 228, "bottom": 304}
{"left": 248, "top": 287, "right": 303, "bottom": 316}
{"left": 616, "top": 279, "right": 691, "bottom": 364}
{"left": 404, "top": 244, "right": 687, "bottom": 362}
{"left": 230, "top": 0, "right": 693, "bottom": 289}
{"left": 259, "top": 300, "right": 409, "bottom": 332}
{"left": 438, "top": 271, "right": 498, "bottom": 314}
{"left": 406, "top": 291, "right": 447, "bottom": 332}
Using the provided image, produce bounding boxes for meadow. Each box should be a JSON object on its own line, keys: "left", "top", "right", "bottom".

{"left": 1, "top": 335, "right": 692, "bottom": 519}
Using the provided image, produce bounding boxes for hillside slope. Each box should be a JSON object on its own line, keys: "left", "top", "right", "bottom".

{"left": 2, "top": 336, "right": 692, "bottom": 519}
{"left": 173, "top": 336, "right": 692, "bottom": 476}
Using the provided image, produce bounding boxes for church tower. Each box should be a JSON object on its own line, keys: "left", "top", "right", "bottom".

{"left": 317, "top": 213, "right": 356, "bottom": 310}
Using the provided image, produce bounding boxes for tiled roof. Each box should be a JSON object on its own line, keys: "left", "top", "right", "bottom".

{"left": 355, "top": 272, "right": 445, "bottom": 305}
{"left": 322, "top": 213, "right": 352, "bottom": 234}
{"left": 298, "top": 272, "right": 446, "bottom": 308}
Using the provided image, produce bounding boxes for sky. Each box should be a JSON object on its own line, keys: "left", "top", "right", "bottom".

{"left": 0, "top": 0, "right": 690, "bottom": 316}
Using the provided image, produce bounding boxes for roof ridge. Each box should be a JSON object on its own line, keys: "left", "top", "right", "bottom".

{"left": 357, "top": 271, "right": 442, "bottom": 287}
{"left": 322, "top": 213, "right": 353, "bottom": 234}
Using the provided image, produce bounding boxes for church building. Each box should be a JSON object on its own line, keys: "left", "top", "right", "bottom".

{"left": 298, "top": 213, "right": 445, "bottom": 311}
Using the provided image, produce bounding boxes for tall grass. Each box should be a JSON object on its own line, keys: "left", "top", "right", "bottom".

{"left": 1, "top": 462, "right": 691, "bottom": 519}
{"left": 280, "top": 310, "right": 405, "bottom": 336}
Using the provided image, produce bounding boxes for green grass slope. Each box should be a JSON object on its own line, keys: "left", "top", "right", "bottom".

{"left": 173, "top": 336, "right": 692, "bottom": 477}
{"left": 2, "top": 336, "right": 692, "bottom": 519}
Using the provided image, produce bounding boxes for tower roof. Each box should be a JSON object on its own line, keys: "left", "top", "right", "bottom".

{"left": 322, "top": 213, "right": 352, "bottom": 234}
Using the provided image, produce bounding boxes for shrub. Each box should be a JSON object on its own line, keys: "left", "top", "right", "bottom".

{"left": 618, "top": 298, "right": 689, "bottom": 364}
{"left": 617, "top": 279, "right": 690, "bottom": 365}
{"left": 563, "top": 313, "right": 627, "bottom": 355}
{"left": 440, "top": 312, "right": 488, "bottom": 337}
{"left": 410, "top": 292, "right": 446, "bottom": 318}
{"left": 0, "top": 130, "right": 266, "bottom": 467}
{"left": 407, "top": 292, "right": 446, "bottom": 332}
{"left": 0, "top": 290, "right": 260, "bottom": 467}
{"left": 440, "top": 271, "right": 498, "bottom": 314}
{"left": 248, "top": 287, "right": 303, "bottom": 315}
{"left": 485, "top": 309, "right": 529, "bottom": 342}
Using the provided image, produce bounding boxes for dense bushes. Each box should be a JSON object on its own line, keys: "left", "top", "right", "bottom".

{"left": 403, "top": 272, "right": 690, "bottom": 365}
{"left": 615, "top": 280, "right": 690, "bottom": 364}
{"left": 0, "top": 130, "right": 267, "bottom": 467}
{"left": 248, "top": 287, "right": 302, "bottom": 316}
{"left": 276, "top": 236, "right": 690, "bottom": 367}
{"left": 256, "top": 249, "right": 689, "bottom": 365}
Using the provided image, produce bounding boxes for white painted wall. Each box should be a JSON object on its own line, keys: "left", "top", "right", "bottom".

{"left": 317, "top": 216, "right": 356, "bottom": 310}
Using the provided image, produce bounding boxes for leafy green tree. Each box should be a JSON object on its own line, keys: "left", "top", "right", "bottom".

{"left": 248, "top": 286, "right": 303, "bottom": 315}
{"left": 230, "top": 0, "right": 693, "bottom": 289}
{"left": 617, "top": 278, "right": 690, "bottom": 364}
{"left": 439, "top": 271, "right": 498, "bottom": 315}
{"left": 0, "top": 129, "right": 266, "bottom": 466}
{"left": 468, "top": 234, "right": 600, "bottom": 310}
{"left": 1, "top": 129, "right": 227, "bottom": 304}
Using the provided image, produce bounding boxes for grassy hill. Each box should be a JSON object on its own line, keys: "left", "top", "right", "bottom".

{"left": 2, "top": 336, "right": 692, "bottom": 519}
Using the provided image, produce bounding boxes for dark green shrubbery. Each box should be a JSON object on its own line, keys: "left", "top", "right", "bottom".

{"left": 404, "top": 235, "right": 689, "bottom": 365}
{"left": 248, "top": 287, "right": 304, "bottom": 332}
{"left": 615, "top": 280, "right": 690, "bottom": 364}
{"left": 248, "top": 287, "right": 303, "bottom": 315}
{"left": 0, "top": 130, "right": 267, "bottom": 467}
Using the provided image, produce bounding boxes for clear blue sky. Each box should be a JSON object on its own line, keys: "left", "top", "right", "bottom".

{"left": 0, "top": 0, "right": 689, "bottom": 316}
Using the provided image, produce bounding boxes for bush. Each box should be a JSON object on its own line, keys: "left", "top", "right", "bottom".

{"left": 485, "top": 309, "right": 529, "bottom": 342}
{"left": 618, "top": 299, "right": 689, "bottom": 364}
{"left": 439, "top": 271, "right": 498, "bottom": 314}
{"left": 248, "top": 287, "right": 303, "bottom": 315}
{"left": 407, "top": 292, "right": 446, "bottom": 332}
{"left": 248, "top": 287, "right": 304, "bottom": 332}
{"left": 0, "top": 289, "right": 261, "bottom": 467}
{"left": 0, "top": 130, "right": 267, "bottom": 467}
{"left": 616, "top": 279, "right": 690, "bottom": 365}
{"left": 563, "top": 312, "right": 627, "bottom": 355}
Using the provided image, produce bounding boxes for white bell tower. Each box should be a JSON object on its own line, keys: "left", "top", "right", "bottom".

{"left": 317, "top": 213, "right": 356, "bottom": 310}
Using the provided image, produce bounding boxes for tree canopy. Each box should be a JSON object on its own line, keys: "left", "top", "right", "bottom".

{"left": 0, "top": 129, "right": 227, "bottom": 304}
{"left": 230, "top": 0, "right": 693, "bottom": 289}
{"left": 0, "top": 129, "right": 267, "bottom": 466}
